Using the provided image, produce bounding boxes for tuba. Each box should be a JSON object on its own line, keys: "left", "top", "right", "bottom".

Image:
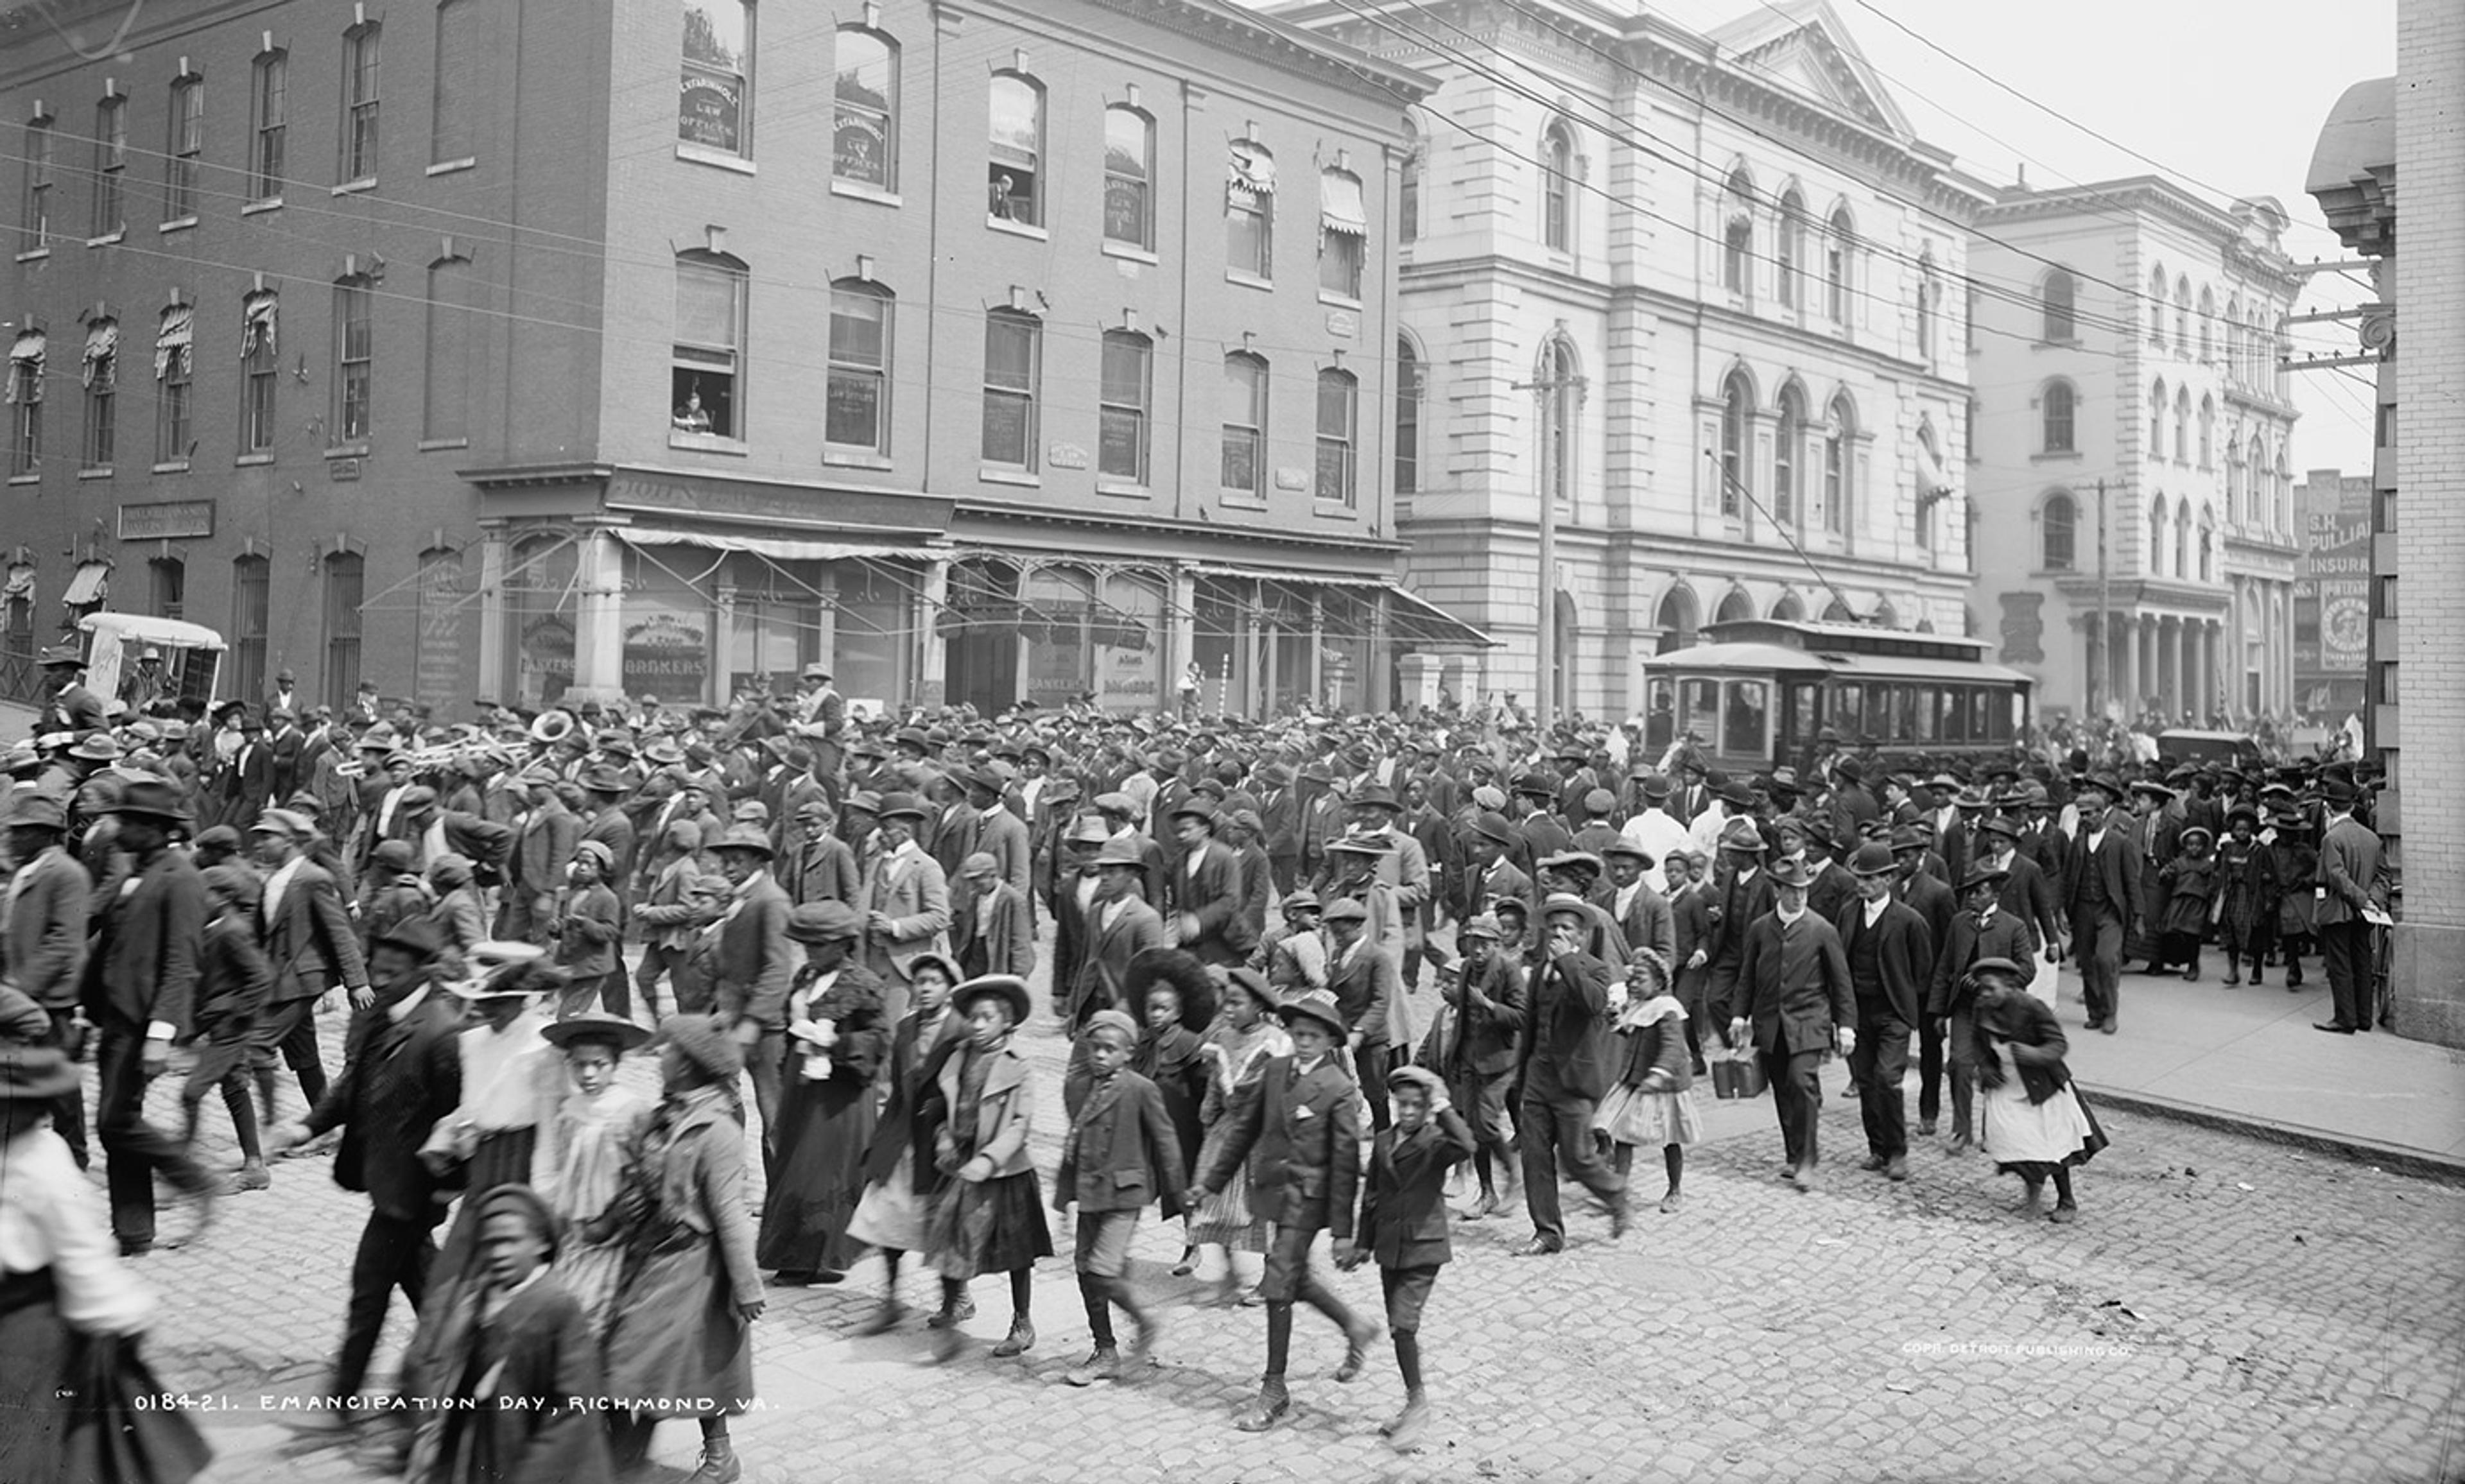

{"left": 529, "top": 709, "right": 577, "bottom": 746}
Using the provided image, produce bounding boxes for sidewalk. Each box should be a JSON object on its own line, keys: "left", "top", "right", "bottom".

{"left": 2046, "top": 960, "right": 2465, "bottom": 1175}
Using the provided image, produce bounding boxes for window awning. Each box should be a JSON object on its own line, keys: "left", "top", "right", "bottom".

{"left": 612, "top": 527, "right": 928, "bottom": 564}
{"left": 1186, "top": 564, "right": 1493, "bottom": 648}
{"left": 1227, "top": 142, "right": 1276, "bottom": 203}
{"left": 82, "top": 321, "right": 117, "bottom": 388}
{"left": 241, "top": 290, "right": 278, "bottom": 359}
{"left": 1319, "top": 170, "right": 1366, "bottom": 238}
{"left": 2, "top": 564, "right": 33, "bottom": 601}
{"left": 154, "top": 305, "right": 193, "bottom": 380}
{"left": 6, "top": 330, "right": 44, "bottom": 404}
{"left": 64, "top": 560, "right": 111, "bottom": 607}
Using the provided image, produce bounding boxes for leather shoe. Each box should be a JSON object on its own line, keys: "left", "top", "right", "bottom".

{"left": 857, "top": 1300, "right": 907, "bottom": 1337}
{"left": 1916, "top": 1119, "right": 1937, "bottom": 1137}
{"left": 1946, "top": 1134, "right": 1973, "bottom": 1155}
{"left": 2099, "top": 1021, "right": 2117, "bottom": 1035}
{"left": 2314, "top": 1021, "right": 2356, "bottom": 1035}
{"left": 1234, "top": 1383, "right": 1291, "bottom": 1433}
{"left": 1885, "top": 1155, "right": 1909, "bottom": 1183}
{"left": 1334, "top": 1318, "right": 1383, "bottom": 1382}
{"left": 1790, "top": 1164, "right": 1817, "bottom": 1193}
{"left": 990, "top": 1319, "right": 1035, "bottom": 1358}
{"left": 1858, "top": 1154, "right": 1889, "bottom": 1173}
{"left": 1064, "top": 1347, "right": 1121, "bottom": 1387}
{"left": 1607, "top": 1192, "right": 1630, "bottom": 1239}
{"left": 1512, "top": 1236, "right": 1564, "bottom": 1257}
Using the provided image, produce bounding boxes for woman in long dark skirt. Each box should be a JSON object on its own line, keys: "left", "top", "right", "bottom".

{"left": 1123, "top": 951, "right": 1213, "bottom": 1275}
{"left": 920, "top": 974, "right": 1052, "bottom": 1363}
{"left": 756, "top": 902, "right": 888, "bottom": 1285}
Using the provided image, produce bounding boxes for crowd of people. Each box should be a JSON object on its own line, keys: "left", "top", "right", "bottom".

{"left": 0, "top": 646, "right": 2398, "bottom": 1482}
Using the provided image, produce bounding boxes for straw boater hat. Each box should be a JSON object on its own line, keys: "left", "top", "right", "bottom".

{"left": 542, "top": 1009, "right": 652, "bottom": 1054}
{"left": 953, "top": 974, "right": 1032, "bottom": 1026}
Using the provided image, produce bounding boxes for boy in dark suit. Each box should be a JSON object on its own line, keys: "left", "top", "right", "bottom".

{"left": 1053, "top": 1008, "right": 1182, "bottom": 1386}
{"left": 1189, "top": 988, "right": 1380, "bottom": 1433}
{"left": 1340, "top": 1065, "right": 1475, "bottom": 1453}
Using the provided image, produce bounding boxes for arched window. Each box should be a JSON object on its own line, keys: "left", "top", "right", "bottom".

{"left": 987, "top": 72, "right": 1043, "bottom": 225}
{"left": 673, "top": 250, "right": 747, "bottom": 438}
{"left": 2041, "top": 490, "right": 2077, "bottom": 571}
{"left": 1822, "top": 596, "right": 1855, "bottom": 622}
{"left": 2150, "top": 497, "right": 2168, "bottom": 575}
{"left": 250, "top": 49, "right": 287, "bottom": 201}
{"left": 80, "top": 318, "right": 117, "bottom": 470}
{"left": 1777, "top": 189, "right": 1807, "bottom": 308}
{"left": 1715, "top": 587, "right": 1753, "bottom": 624}
{"left": 1226, "top": 139, "right": 1273, "bottom": 279}
{"left": 1221, "top": 352, "right": 1268, "bottom": 501}
{"left": 2226, "top": 297, "right": 2244, "bottom": 377}
{"left": 2198, "top": 286, "right": 2215, "bottom": 362}
{"left": 2174, "top": 386, "right": 2191, "bottom": 464}
{"left": 1826, "top": 206, "right": 1855, "bottom": 322}
{"left": 2041, "top": 268, "right": 2077, "bottom": 341}
{"left": 2174, "top": 503, "right": 2192, "bottom": 579}
{"left": 2149, "top": 378, "right": 2167, "bottom": 458}
{"left": 1770, "top": 591, "right": 1805, "bottom": 622}
{"left": 1102, "top": 105, "right": 1155, "bottom": 250}
{"left": 2197, "top": 508, "right": 2215, "bottom": 582}
{"left": 2175, "top": 275, "right": 2192, "bottom": 353}
{"left": 1774, "top": 383, "right": 1804, "bottom": 526}
{"left": 1542, "top": 120, "right": 1573, "bottom": 252}
{"left": 1098, "top": 329, "right": 1152, "bottom": 484}
{"left": 2147, "top": 263, "right": 2168, "bottom": 345}
{"left": 825, "top": 279, "right": 893, "bottom": 455}
{"left": 2226, "top": 434, "right": 2244, "bottom": 523}
{"left": 832, "top": 27, "right": 898, "bottom": 189}
{"left": 1916, "top": 252, "right": 1939, "bottom": 363}
{"left": 2197, "top": 395, "right": 2215, "bottom": 467}
{"left": 1824, "top": 393, "right": 1854, "bottom": 533}
{"left": 1315, "top": 367, "right": 1358, "bottom": 508}
{"left": 1392, "top": 338, "right": 1419, "bottom": 497}
{"left": 1718, "top": 371, "right": 1751, "bottom": 517}
{"left": 1721, "top": 168, "right": 1754, "bottom": 295}
{"left": 680, "top": 1, "right": 753, "bottom": 158}
{"left": 2042, "top": 378, "right": 2077, "bottom": 453}
{"left": 1544, "top": 338, "right": 1578, "bottom": 507}
{"left": 1398, "top": 121, "right": 1421, "bottom": 244}
{"left": 1655, "top": 585, "right": 1699, "bottom": 653}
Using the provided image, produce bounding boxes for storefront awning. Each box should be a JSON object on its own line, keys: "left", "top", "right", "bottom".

{"left": 614, "top": 528, "right": 928, "bottom": 564}
{"left": 1188, "top": 565, "right": 1494, "bottom": 648}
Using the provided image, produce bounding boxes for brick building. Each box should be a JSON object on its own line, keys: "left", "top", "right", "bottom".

{"left": 4, "top": 0, "right": 1472, "bottom": 721}
{"left": 1966, "top": 180, "right": 2301, "bottom": 725}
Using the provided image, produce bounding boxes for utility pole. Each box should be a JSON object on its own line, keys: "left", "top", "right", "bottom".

{"left": 1514, "top": 367, "right": 1584, "bottom": 734}
{"left": 2096, "top": 476, "right": 2111, "bottom": 720}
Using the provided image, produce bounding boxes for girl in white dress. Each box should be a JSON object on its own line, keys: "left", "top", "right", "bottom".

{"left": 1967, "top": 958, "right": 2108, "bottom": 1225}
{"left": 535, "top": 1011, "right": 655, "bottom": 1336}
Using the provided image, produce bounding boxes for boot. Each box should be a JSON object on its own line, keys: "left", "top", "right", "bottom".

{"left": 1234, "top": 1377, "right": 1291, "bottom": 1432}
{"left": 1064, "top": 1346, "right": 1122, "bottom": 1387}
{"left": 1384, "top": 1391, "right": 1431, "bottom": 1452}
{"left": 685, "top": 1437, "right": 741, "bottom": 1484}
{"left": 989, "top": 1317, "right": 1035, "bottom": 1358}
{"left": 1334, "top": 1316, "right": 1384, "bottom": 1383}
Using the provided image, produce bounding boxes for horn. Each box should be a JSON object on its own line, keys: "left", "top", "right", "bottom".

{"left": 530, "top": 709, "right": 576, "bottom": 745}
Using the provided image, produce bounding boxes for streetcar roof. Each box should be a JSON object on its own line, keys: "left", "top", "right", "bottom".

{"left": 1648, "top": 641, "right": 1833, "bottom": 675}
{"left": 1650, "top": 642, "right": 2032, "bottom": 686}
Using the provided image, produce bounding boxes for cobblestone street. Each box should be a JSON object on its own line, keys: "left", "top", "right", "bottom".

{"left": 103, "top": 972, "right": 2465, "bottom": 1484}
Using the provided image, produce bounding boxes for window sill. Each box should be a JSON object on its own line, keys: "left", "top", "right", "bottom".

{"left": 417, "top": 437, "right": 470, "bottom": 453}
{"left": 6, "top": 474, "right": 37, "bottom": 487}
{"left": 236, "top": 452, "right": 274, "bottom": 466}
{"left": 829, "top": 179, "right": 900, "bottom": 207}
{"left": 331, "top": 179, "right": 377, "bottom": 196}
{"left": 426, "top": 158, "right": 477, "bottom": 177}
{"left": 79, "top": 467, "right": 112, "bottom": 480}
{"left": 676, "top": 143, "right": 756, "bottom": 175}
{"left": 979, "top": 466, "right": 1041, "bottom": 488}
{"left": 668, "top": 431, "right": 748, "bottom": 456}
{"left": 1101, "top": 241, "right": 1159, "bottom": 265}
{"left": 159, "top": 216, "right": 197, "bottom": 234}
{"left": 1096, "top": 479, "right": 1150, "bottom": 499}
{"left": 13, "top": 248, "right": 49, "bottom": 264}
{"left": 150, "top": 460, "right": 189, "bottom": 475}
{"left": 2030, "top": 450, "right": 2083, "bottom": 463}
{"left": 1219, "top": 496, "right": 1268, "bottom": 515}
{"left": 2036, "top": 337, "right": 2081, "bottom": 350}
{"left": 1317, "top": 291, "right": 1364, "bottom": 311}
{"left": 85, "top": 230, "right": 123, "bottom": 248}
{"left": 242, "top": 197, "right": 282, "bottom": 216}
{"left": 823, "top": 450, "right": 893, "bottom": 470}
{"left": 1225, "top": 270, "right": 1273, "bottom": 291}
{"left": 986, "top": 216, "right": 1048, "bottom": 242}
{"left": 1313, "top": 502, "right": 1359, "bottom": 519}
{"left": 324, "top": 444, "right": 371, "bottom": 460}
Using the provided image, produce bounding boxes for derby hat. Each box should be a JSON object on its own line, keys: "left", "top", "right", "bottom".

{"left": 108, "top": 777, "right": 191, "bottom": 826}
{"left": 710, "top": 822, "right": 777, "bottom": 856}
{"left": 1716, "top": 818, "right": 1767, "bottom": 854}
{"left": 1847, "top": 841, "right": 1898, "bottom": 877}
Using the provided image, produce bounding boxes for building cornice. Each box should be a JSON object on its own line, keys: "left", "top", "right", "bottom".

{"left": 953, "top": 499, "right": 1408, "bottom": 558}
{"left": 1978, "top": 179, "right": 2303, "bottom": 291}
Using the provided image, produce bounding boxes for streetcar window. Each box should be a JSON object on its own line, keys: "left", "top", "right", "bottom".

{"left": 1786, "top": 680, "right": 1820, "bottom": 750}
{"left": 2009, "top": 689, "right": 2027, "bottom": 738}
{"left": 1679, "top": 678, "right": 1718, "bottom": 748}
{"left": 1724, "top": 680, "right": 1770, "bottom": 758}
{"left": 1829, "top": 681, "right": 1862, "bottom": 738}
{"left": 1972, "top": 688, "right": 1996, "bottom": 741}
{"left": 1908, "top": 685, "right": 1934, "bottom": 743}
{"left": 1940, "top": 687, "right": 1967, "bottom": 744}
{"left": 1870, "top": 682, "right": 1896, "bottom": 734}
{"left": 1645, "top": 678, "right": 1677, "bottom": 753}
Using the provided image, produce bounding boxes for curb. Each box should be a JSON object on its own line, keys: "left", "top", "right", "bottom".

{"left": 2077, "top": 1082, "right": 2465, "bottom": 1187}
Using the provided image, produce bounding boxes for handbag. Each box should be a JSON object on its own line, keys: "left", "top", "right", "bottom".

{"left": 1726, "top": 1046, "right": 1767, "bottom": 1100}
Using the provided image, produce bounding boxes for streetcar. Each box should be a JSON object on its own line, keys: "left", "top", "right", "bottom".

{"left": 1640, "top": 618, "right": 2034, "bottom": 773}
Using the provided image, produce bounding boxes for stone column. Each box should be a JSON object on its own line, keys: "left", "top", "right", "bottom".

{"left": 915, "top": 558, "right": 950, "bottom": 709}
{"left": 476, "top": 523, "right": 508, "bottom": 705}
{"left": 569, "top": 525, "right": 627, "bottom": 706}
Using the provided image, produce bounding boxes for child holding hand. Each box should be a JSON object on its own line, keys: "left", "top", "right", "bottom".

{"left": 1340, "top": 1066, "right": 1474, "bottom": 1453}
{"left": 1053, "top": 1008, "right": 1182, "bottom": 1386}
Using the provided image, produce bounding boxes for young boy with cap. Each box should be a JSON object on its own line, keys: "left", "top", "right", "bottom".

{"left": 1053, "top": 1007, "right": 1182, "bottom": 1386}
{"left": 1339, "top": 1064, "right": 1475, "bottom": 1452}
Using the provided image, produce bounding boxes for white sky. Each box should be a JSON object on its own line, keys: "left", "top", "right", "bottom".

{"left": 1644, "top": 0, "right": 2397, "bottom": 474}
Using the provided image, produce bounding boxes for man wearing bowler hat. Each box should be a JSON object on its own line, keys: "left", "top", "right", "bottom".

{"left": 83, "top": 778, "right": 216, "bottom": 1254}
{"left": 1732, "top": 856, "right": 1855, "bottom": 1191}
{"left": 1514, "top": 894, "right": 1629, "bottom": 1254}
{"left": 862, "top": 792, "right": 952, "bottom": 1029}
{"left": 1835, "top": 842, "right": 1933, "bottom": 1182}
{"left": 3, "top": 787, "right": 94, "bottom": 1164}
{"left": 700, "top": 823, "right": 796, "bottom": 1159}
{"left": 2063, "top": 775, "right": 2140, "bottom": 1035}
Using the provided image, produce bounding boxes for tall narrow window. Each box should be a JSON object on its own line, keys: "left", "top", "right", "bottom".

{"left": 231, "top": 555, "right": 270, "bottom": 701}
{"left": 324, "top": 552, "right": 365, "bottom": 711}
{"left": 1398, "top": 125, "right": 1421, "bottom": 244}
{"left": 165, "top": 74, "right": 203, "bottom": 221}
{"left": 1717, "top": 373, "right": 1749, "bottom": 517}
{"left": 2174, "top": 386, "right": 2190, "bottom": 464}
{"left": 1314, "top": 368, "right": 1357, "bottom": 508}
{"left": 2198, "top": 395, "right": 2215, "bottom": 467}
{"left": 1914, "top": 424, "right": 1941, "bottom": 549}
{"left": 431, "top": 0, "right": 476, "bottom": 166}
{"left": 980, "top": 311, "right": 1039, "bottom": 469}
{"left": 1776, "top": 191, "right": 1806, "bottom": 308}
{"left": 2174, "top": 276, "right": 2190, "bottom": 354}
{"left": 334, "top": 276, "right": 374, "bottom": 443}
{"left": 2198, "top": 286, "right": 2215, "bottom": 362}
{"left": 1545, "top": 340, "right": 1577, "bottom": 508}
{"left": 2041, "top": 492, "right": 2077, "bottom": 571}
{"left": 2040, "top": 269, "right": 2077, "bottom": 341}
{"left": 1103, "top": 107, "right": 1154, "bottom": 250}
{"left": 1916, "top": 254, "right": 1939, "bottom": 363}
{"left": 2147, "top": 265, "right": 2168, "bottom": 345}
{"left": 832, "top": 27, "right": 897, "bottom": 189}
{"left": 2042, "top": 379, "right": 2076, "bottom": 453}
{"left": 1227, "top": 139, "right": 1274, "bottom": 279}
{"left": 1826, "top": 207, "right": 1854, "bottom": 323}
{"left": 1319, "top": 168, "right": 1365, "bottom": 299}
{"left": 19, "top": 116, "right": 53, "bottom": 252}
{"left": 2174, "top": 505, "right": 2190, "bottom": 579}
{"left": 1221, "top": 353, "right": 1267, "bottom": 501}
{"left": 1824, "top": 394, "right": 1854, "bottom": 534}
{"left": 149, "top": 556, "right": 185, "bottom": 621}
{"left": 1098, "top": 331, "right": 1152, "bottom": 485}
{"left": 671, "top": 252, "right": 745, "bottom": 439}
{"left": 1774, "top": 384, "right": 1803, "bottom": 526}
{"left": 1720, "top": 168, "right": 1752, "bottom": 295}
{"left": 91, "top": 97, "right": 126, "bottom": 237}
{"left": 2197, "top": 511, "right": 2215, "bottom": 582}
{"left": 2149, "top": 379, "right": 2166, "bottom": 458}
{"left": 2149, "top": 499, "right": 2167, "bottom": 576}
{"left": 81, "top": 319, "right": 116, "bottom": 470}
{"left": 153, "top": 304, "right": 193, "bottom": 465}
{"left": 987, "top": 73, "right": 1042, "bottom": 225}
{"left": 824, "top": 279, "right": 892, "bottom": 455}
{"left": 241, "top": 291, "right": 279, "bottom": 453}
{"left": 1541, "top": 121, "right": 1573, "bottom": 252}
{"left": 1393, "top": 338, "right": 1419, "bottom": 498}
{"left": 250, "top": 50, "right": 286, "bottom": 198}
{"left": 680, "top": 0, "right": 752, "bottom": 157}
{"left": 423, "top": 259, "right": 474, "bottom": 445}
{"left": 5, "top": 331, "right": 40, "bottom": 476}
{"left": 340, "top": 23, "right": 381, "bottom": 182}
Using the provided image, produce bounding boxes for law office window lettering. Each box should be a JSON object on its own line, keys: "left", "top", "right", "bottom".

{"left": 680, "top": 0, "right": 752, "bottom": 157}
{"left": 832, "top": 27, "right": 897, "bottom": 189}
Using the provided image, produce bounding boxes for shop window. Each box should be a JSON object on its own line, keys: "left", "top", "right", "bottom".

{"left": 680, "top": 0, "right": 752, "bottom": 157}
{"left": 981, "top": 310, "right": 1039, "bottom": 469}
{"left": 988, "top": 73, "right": 1042, "bottom": 225}
{"left": 91, "top": 96, "right": 126, "bottom": 237}
{"left": 826, "top": 279, "right": 892, "bottom": 454}
{"left": 154, "top": 305, "right": 193, "bottom": 464}
{"left": 1314, "top": 367, "right": 1356, "bottom": 508}
{"left": 1098, "top": 331, "right": 1151, "bottom": 484}
{"left": 81, "top": 320, "right": 117, "bottom": 470}
{"left": 324, "top": 551, "right": 364, "bottom": 711}
{"left": 1318, "top": 168, "right": 1365, "bottom": 299}
{"left": 1102, "top": 105, "right": 1154, "bottom": 250}
{"left": 241, "top": 291, "right": 279, "bottom": 453}
{"left": 333, "top": 277, "right": 374, "bottom": 444}
{"left": 672, "top": 251, "right": 745, "bottom": 439}
{"left": 165, "top": 73, "right": 203, "bottom": 221}
{"left": 250, "top": 49, "right": 286, "bottom": 199}
{"left": 1227, "top": 139, "right": 1274, "bottom": 279}
{"left": 340, "top": 21, "right": 381, "bottom": 183}
{"left": 832, "top": 26, "right": 896, "bottom": 189}
{"left": 1220, "top": 352, "right": 1267, "bottom": 501}
{"left": 231, "top": 555, "right": 270, "bottom": 702}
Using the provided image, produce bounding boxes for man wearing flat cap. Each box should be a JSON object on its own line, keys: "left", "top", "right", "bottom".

{"left": 861, "top": 793, "right": 953, "bottom": 1029}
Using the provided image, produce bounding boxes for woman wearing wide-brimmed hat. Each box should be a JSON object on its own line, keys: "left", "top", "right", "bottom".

{"left": 2156, "top": 824, "right": 2219, "bottom": 982}
{"left": 919, "top": 973, "right": 1051, "bottom": 1362}
{"left": 534, "top": 1010, "right": 655, "bottom": 1340}
{"left": 756, "top": 902, "right": 888, "bottom": 1288}
{"left": 0, "top": 1042, "right": 212, "bottom": 1484}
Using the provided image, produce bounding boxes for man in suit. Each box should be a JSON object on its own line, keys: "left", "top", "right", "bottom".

{"left": 37, "top": 646, "right": 108, "bottom": 733}
{"left": 1732, "top": 858, "right": 1855, "bottom": 1191}
{"left": 1071, "top": 838, "right": 1168, "bottom": 1030}
{"left": 1835, "top": 843, "right": 1933, "bottom": 1182}
{"left": 1166, "top": 802, "right": 1254, "bottom": 968}
{"left": 862, "top": 793, "right": 952, "bottom": 1030}
{"left": 1258, "top": 763, "right": 1302, "bottom": 895}
{"left": 962, "top": 764, "right": 1033, "bottom": 902}
{"left": 576, "top": 767, "right": 639, "bottom": 900}
{"left": 221, "top": 713, "right": 275, "bottom": 831}
{"left": 266, "top": 666, "right": 304, "bottom": 720}
{"left": 1516, "top": 894, "right": 1630, "bottom": 1254}
{"left": 1703, "top": 818, "right": 1776, "bottom": 1043}
{"left": 786, "top": 797, "right": 862, "bottom": 908}
{"left": 1462, "top": 812, "right": 1534, "bottom": 926}
{"left": 928, "top": 773, "right": 981, "bottom": 887}
{"left": 1224, "top": 809, "right": 1276, "bottom": 951}
{"left": 632, "top": 820, "right": 719, "bottom": 1020}
{"left": 2128, "top": 781, "right": 2184, "bottom": 973}
{"left": 3, "top": 788, "right": 92, "bottom": 1163}
{"left": 702, "top": 824, "right": 795, "bottom": 1160}
{"left": 82, "top": 779, "right": 216, "bottom": 1254}
{"left": 1321, "top": 897, "right": 1401, "bottom": 1128}
{"left": 1340, "top": 1062, "right": 1476, "bottom": 1452}
{"left": 266, "top": 707, "right": 307, "bottom": 803}
{"left": 2063, "top": 776, "right": 2140, "bottom": 1035}
{"left": 2313, "top": 778, "right": 2385, "bottom": 1035}
{"left": 1928, "top": 865, "right": 2037, "bottom": 1151}
{"left": 951, "top": 850, "right": 1035, "bottom": 982}
{"left": 1188, "top": 988, "right": 1379, "bottom": 1435}
{"left": 1438, "top": 913, "right": 1524, "bottom": 1218}
{"left": 501, "top": 769, "right": 580, "bottom": 941}
{"left": 266, "top": 917, "right": 460, "bottom": 1426}
{"left": 1049, "top": 819, "right": 1112, "bottom": 1021}
{"left": 248, "top": 808, "right": 370, "bottom": 1136}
